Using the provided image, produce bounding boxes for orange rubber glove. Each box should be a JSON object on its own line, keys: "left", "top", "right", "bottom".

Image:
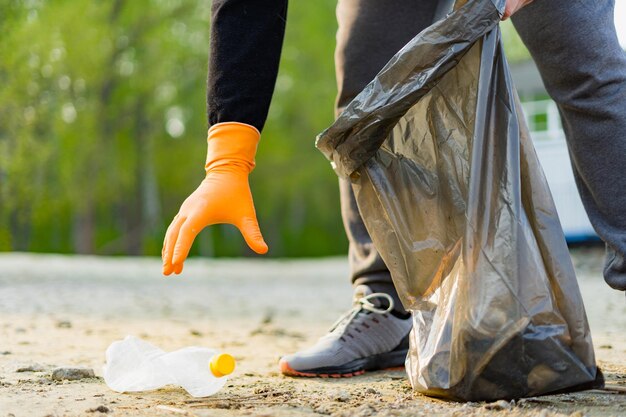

{"left": 162, "top": 122, "right": 268, "bottom": 275}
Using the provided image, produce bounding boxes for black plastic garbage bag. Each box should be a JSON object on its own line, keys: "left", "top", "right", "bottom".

{"left": 316, "top": 0, "right": 602, "bottom": 401}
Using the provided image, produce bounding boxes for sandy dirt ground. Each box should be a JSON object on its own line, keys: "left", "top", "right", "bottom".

{"left": 0, "top": 247, "right": 624, "bottom": 417}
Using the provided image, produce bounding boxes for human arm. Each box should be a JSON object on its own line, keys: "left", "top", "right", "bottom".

{"left": 162, "top": 0, "right": 288, "bottom": 275}
{"left": 207, "top": 0, "right": 288, "bottom": 130}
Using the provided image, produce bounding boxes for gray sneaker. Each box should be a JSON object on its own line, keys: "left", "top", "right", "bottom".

{"left": 279, "top": 285, "right": 412, "bottom": 378}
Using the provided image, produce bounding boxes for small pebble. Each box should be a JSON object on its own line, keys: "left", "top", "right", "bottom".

{"left": 569, "top": 412, "right": 584, "bottom": 417}
{"left": 261, "top": 311, "right": 274, "bottom": 325}
{"left": 253, "top": 386, "right": 271, "bottom": 394}
{"left": 51, "top": 367, "right": 95, "bottom": 381}
{"left": 189, "top": 329, "right": 202, "bottom": 337}
{"left": 16, "top": 363, "right": 47, "bottom": 373}
{"left": 1, "top": 351, "right": 11, "bottom": 355}
{"left": 332, "top": 389, "right": 351, "bottom": 402}
{"left": 484, "top": 399, "right": 511, "bottom": 410}
{"left": 56, "top": 320, "right": 72, "bottom": 329}
{"left": 365, "top": 388, "right": 379, "bottom": 395}
{"left": 87, "top": 405, "right": 110, "bottom": 413}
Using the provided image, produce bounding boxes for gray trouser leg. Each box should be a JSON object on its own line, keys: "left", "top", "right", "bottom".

{"left": 334, "top": 0, "right": 439, "bottom": 304}
{"left": 513, "top": 0, "right": 626, "bottom": 291}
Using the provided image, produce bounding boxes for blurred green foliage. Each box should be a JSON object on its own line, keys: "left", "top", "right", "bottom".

{"left": 0, "top": 0, "right": 529, "bottom": 258}
{"left": 501, "top": 19, "right": 530, "bottom": 63}
{"left": 0, "top": 0, "right": 342, "bottom": 257}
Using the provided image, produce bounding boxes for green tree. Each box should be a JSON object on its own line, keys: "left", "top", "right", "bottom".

{"left": 0, "top": 0, "right": 345, "bottom": 257}
{"left": 0, "top": 1, "right": 531, "bottom": 257}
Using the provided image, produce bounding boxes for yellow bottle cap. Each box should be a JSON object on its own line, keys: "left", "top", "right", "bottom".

{"left": 209, "top": 353, "right": 236, "bottom": 378}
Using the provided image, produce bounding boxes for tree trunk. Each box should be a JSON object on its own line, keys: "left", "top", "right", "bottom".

{"left": 72, "top": 203, "right": 94, "bottom": 253}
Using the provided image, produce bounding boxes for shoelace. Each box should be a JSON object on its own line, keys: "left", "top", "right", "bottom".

{"left": 328, "top": 292, "right": 395, "bottom": 334}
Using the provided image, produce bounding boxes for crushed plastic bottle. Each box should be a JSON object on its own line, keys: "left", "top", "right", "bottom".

{"left": 103, "top": 335, "right": 235, "bottom": 397}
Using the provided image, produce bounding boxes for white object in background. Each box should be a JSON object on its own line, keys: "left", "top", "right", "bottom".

{"left": 522, "top": 99, "right": 596, "bottom": 241}
{"left": 103, "top": 335, "right": 235, "bottom": 397}
{"left": 533, "top": 140, "right": 595, "bottom": 240}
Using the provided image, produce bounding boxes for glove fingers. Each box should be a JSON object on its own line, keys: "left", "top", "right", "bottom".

{"left": 162, "top": 215, "right": 185, "bottom": 275}
{"left": 238, "top": 216, "right": 268, "bottom": 255}
{"left": 172, "top": 222, "right": 201, "bottom": 268}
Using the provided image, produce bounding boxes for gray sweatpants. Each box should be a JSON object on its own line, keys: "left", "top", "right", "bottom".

{"left": 335, "top": 0, "right": 626, "bottom": 304}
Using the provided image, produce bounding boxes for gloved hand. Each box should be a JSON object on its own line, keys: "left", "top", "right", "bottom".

{"left": 162, "top": 122, "right": 268, "bottom": 275}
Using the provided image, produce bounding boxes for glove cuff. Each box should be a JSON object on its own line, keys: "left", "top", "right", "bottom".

{"left": 206, "top": 122, "right": 261, "bottom": 173}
